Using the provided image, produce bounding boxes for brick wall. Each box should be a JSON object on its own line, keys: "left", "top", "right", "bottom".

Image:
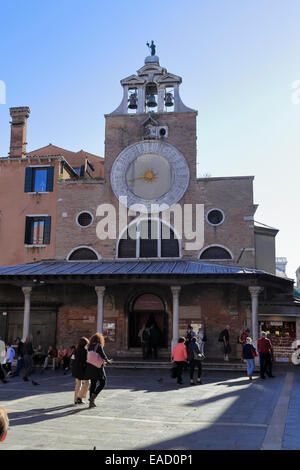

{"left": 55, "top": 111, "right": 255, "bottom": 266}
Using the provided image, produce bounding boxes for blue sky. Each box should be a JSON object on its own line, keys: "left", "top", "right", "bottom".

{"left": 0, "top": 0, "right": 299, "bottom": 279}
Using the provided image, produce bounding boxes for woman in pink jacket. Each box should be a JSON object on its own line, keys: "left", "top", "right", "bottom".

{"left": 172, "top": 337, "right": 187, "bottom": 385}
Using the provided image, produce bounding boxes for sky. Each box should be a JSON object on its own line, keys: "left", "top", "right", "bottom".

{"left": 0, "top": 0, "right": 299, "bottom": 280}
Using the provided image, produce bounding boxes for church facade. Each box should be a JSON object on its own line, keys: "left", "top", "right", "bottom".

{"left": 0, "top": 47, "right": 299, "bottom": 361}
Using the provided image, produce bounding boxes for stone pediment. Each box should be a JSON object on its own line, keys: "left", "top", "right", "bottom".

{"left": 157, "top": 73, "right": 182, "bottom": 85}
{"left": 121, "top": 75, "right": 146, "bottom": 86}
{"left": 141, "top": 115, "right": 159, "bottom": 127}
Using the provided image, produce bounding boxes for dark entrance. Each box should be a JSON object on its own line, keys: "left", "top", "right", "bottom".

{"left": 128, "top": 293, "right": 168, "bottom": 349}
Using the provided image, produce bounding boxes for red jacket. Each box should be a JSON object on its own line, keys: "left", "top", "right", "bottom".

{"left": 172, "top": 343, "right": 187, "bottom": 362}
{"left": 257, "top": 337, "right": 272, "bottom": 354}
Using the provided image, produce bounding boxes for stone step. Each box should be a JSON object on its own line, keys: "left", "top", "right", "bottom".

{"left": 110, "top": 360, "right": 260, "bottom": 371}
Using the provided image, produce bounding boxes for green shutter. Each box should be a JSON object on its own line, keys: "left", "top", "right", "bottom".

{"left": 46, "top": 166, "right": 54, "bottom": 192}
{"left": 43, "top": 216, "right": 51, "bottom": 244}
{"left": 24, "top": 217, "right": 32, "bottom": 244}
{"left": 24, "top": 167, "right": 33, "bottom": 192}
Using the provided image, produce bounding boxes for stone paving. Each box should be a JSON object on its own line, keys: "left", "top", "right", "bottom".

{"left": 0, "top": 365, "right": 299, "bottom": 450}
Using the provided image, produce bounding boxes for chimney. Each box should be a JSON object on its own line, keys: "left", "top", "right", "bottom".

{"left": 9, "top": 106, "right": 30, "bottom": 158}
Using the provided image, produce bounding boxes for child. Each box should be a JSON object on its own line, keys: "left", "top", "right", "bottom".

{"left": 3, "top": 343, "right": 15, "bottom": 376}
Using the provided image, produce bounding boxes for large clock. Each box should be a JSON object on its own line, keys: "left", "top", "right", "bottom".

{"left": 110, "top": 141, "right": 190, "bottom": 212}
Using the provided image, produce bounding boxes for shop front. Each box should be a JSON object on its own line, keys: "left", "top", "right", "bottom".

{"left": 259, "top": 319, "right": 296, "bottom": 362}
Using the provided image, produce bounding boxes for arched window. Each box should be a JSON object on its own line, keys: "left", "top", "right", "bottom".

{"left": 117, "top": 219, "right": 180, "bottom": 259}
{"left": 199, "top": 245, "right": 232, "bottom": 260}
{"left": 67, "top": 246, "right": 100, "bottom": 261}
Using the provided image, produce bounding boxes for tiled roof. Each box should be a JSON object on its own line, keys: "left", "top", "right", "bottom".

{"left": 27, "top": 144, "right": 103, "bottom": 163}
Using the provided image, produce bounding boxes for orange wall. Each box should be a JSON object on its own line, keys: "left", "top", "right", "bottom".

{"left": 0, "top": 158, "right": 59, "bottom": 267}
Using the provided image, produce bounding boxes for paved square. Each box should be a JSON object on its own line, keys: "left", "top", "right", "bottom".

{"left": 0, "top": 366, "right": 299, "bottom": 450}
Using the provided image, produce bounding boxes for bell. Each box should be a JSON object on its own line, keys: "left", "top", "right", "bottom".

{"left": 146, "top": 94, "right": 157, "bottom": 108}
{"left": 165, "top": 92, "right": 173, "bottom": 107}
{"left": 128, "top": 93, "right": 138, "bottom": 109}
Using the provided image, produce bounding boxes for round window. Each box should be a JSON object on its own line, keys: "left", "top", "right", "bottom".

{"left": 77, "top": 212, "right": 93, "bottom": 227}
{"left": 207, "top": 209, "right": 224, "bottom": 226}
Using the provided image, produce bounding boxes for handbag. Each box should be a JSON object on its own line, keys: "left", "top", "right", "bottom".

{"left": 87, "top": 345, "right": 104, "bottom": 368}
{"left": 251, "top": 346, "right": 258, "bottom": 358}
{"left": 193, "top": 348, "right": 205, "bottom": 361}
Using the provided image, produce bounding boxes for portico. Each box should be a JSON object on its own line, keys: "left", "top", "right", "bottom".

{"left": 0, "top": 260, "right": 296, "bottom": 360}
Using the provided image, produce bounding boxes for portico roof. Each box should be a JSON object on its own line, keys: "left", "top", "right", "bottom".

{"left": 0, "top": 260, "right": 293, "bottom": 289}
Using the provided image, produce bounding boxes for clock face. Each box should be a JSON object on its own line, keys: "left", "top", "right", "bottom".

{"left": 126, "top": 153, "right": 174, "bottom": 200}
{"left": 110, "top": 141, "right": 190, "bottom": 212}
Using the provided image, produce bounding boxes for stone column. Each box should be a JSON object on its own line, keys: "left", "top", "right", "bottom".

{"left": 171, "top": 286, "right": 181, "bottom": 352}
{"left": 95, "top": 286, "right": 106, "bottom": 333}
{"left": 157, "top": 87, "right": 165, "bottom": 113}
{"left": 137, "top": 87, "right": 145, "bottom": 113}
{"left": 248, "top": 286, "right": 264, "bottom": 349}
{"left": 22, "top": 286, "right": 32, "bottom": 341}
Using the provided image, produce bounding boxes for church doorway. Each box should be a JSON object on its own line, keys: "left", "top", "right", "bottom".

{"left": 128, "top": 293, "right": 168, "bottom": 349}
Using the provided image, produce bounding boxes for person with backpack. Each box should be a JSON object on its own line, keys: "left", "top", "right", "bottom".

{"left": 242, "top": 337, "right": 257, "bottom": 380}
{"left": 187, "top": 337, "right": 204, "bottom": 385}
{"left": 71, "top": 337, "right": 90, "bottom": 404}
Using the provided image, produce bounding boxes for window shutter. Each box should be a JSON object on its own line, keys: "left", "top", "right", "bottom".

{"left": 24, "top": 167, "right": 33, "bottom": 192}
{"left": 24, "top": 217, "right": 32, "bottom": 244}
{"left": 79, "top": 165, "right": 85, "bottom": 177}
{"left": 43, "top": 216, "right": 51, "bottom": 244}
{"left": 46, "top": 166, "right": 54, "bottom": 192}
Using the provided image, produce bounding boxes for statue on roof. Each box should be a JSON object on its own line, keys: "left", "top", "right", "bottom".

{"left": 146, "top": 41, "right": 156, "bottom": 56}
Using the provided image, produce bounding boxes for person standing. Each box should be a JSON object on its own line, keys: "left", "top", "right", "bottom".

{"left": 196, "top": 328, "right": 206, "bottom": 355}
{"left": 71, "top": 337, "right": 90, "bottom": 405}
{"left": 85, "top": 333, "right": 113, "bottom": 408}
{"left": 240, "top": 328, "right": 250, "bottom": 362}
{"left": 138, "top": 324, "right": 150, "bottom": 359}
{"left": 187, "top": 337, "right": 203, "bottom": 385}
{"left": 12, "top": 337, "right": 25, "bottom": 377}
{"left": 257, "top": 332, "right": 275, "bottom": 379}
{"left": 23, "top": 335, "right": 39, "bottom": 385}
{"left": 171, "top": 337, "right": 187, "bottom": 385}
{"left": 149, "top": 322, "right": 160, "bottom": 359}
{"left": 221, "top": 325, "right": 231, "bottom": 361}
{"left": 3, "top": 343, "right": 15, "bottom": 376}
{"left": 186, "top": 325, "right": 196, "bottom": 339}
{"left": 242, "top": 337, "right": 257, "bottom": 380}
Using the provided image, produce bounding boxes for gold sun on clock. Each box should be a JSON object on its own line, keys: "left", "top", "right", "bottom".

{"left": 129, "top": 168, "right": 158, "bottom": 183}
{"left": 126, "top": 153, "right": 173, "bottom": 200}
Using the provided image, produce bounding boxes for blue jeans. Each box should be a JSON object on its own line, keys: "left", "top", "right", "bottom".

{"left": 246, "top": 358, "right": 255, "bottom": 375}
